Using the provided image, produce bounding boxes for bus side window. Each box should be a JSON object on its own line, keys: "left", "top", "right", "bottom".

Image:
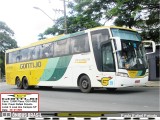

{"left": 42, "top": 43, "right": 53, "bottom": 58}
{"left": 70, "top": 34, "right": 89, "bottom": 54}
{"left": 10, "top": 51, "right": 17, "bottom": 63}
{"left": 16, "top": 55, "right": 22, "bottom": 62}
{"left": 16, "top": 50, "right": 22, "bottom": 62}
{"left": 8, "top": 52, "right": 13, "bottom": 63}
{"left": 21, "top": 49, "right": 29, "bottom": 62}
{"left": 54, "top": 39, "right": 70, "bottom": 56}
{"left": 84, "top": 34, "right": 90, "bottom": 52}
{"left": 29, "top": 46, "right": 40, "bottom": 60}
{"left": 6, "top": 53, "right": 9, "bottom": 64}
{"left": 8, "top": 53, "right": 12, "bottom": 64}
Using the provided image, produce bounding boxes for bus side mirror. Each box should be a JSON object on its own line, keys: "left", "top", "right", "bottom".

{"left": 142, "top": 40, "right": 156, "bottom": 54}
{"left": 110, "top": 37, "right": 122, "bottom": 51}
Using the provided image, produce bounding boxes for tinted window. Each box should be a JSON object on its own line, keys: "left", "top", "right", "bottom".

{"left": 9, "top": 51, "right": 17, "bottom": 63}
{"left": 91, "top": 29, "right": 110, "bottom": 71}
{"left": 54, "top": 39, "right": 70, "bottom": 56}
{"left": 6, "top": 53, "right": 9, "bottom": 64}
{"left": 70, "top": 34, "right": 90, "bottom": 54}
{"left": 21, "top": 49, "right": 29, "bottom": 61}
{"left": 111, "top": 28, "right": 141, "bottom": 41}
{"left": 102, "top": 42, "right": 115, "bottom": 72}
{"left": 29, "top": 46, "right": 40, "bottom": 60}
{"left": 16, "top": 50, "right": 22, "bottom": 62}
{"left": 6, "top": 34, "right": 91, "bottom": 64}
{"left": 41, "top": 43, "right": 53, "bottom": 58}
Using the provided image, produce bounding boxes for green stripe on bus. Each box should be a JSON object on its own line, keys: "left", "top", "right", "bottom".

{"left": 137, "top": 69, "right": 146, "bottom": 76}
{"left": 40, "top": 58, "right": 59, "bottom": 81}
{"left": 48, "top": 55, "right": 72, "bottom": 81}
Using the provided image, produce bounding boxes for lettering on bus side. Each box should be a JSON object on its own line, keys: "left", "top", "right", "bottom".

{"left": 20, "top": 61, "right": 41, "bottom": 69}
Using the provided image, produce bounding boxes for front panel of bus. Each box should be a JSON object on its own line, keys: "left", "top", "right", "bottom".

{"left": 91, "top": 28, "right": 148, "bottom": 88}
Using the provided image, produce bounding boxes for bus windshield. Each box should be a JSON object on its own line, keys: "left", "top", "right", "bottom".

{"left": 117, "top": 40, "right": 148, "bottom": 70}
{"left": 111, "top": 28, "right": 141, "bottom": 41}
{"left": 111, "top": 28, "right": 148, "bottom": 70}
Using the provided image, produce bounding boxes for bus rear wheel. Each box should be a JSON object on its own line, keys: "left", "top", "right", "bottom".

{"left": 79, "top": 75, "right": 93, "bottom": 93}
{"left": 22, "top": 77, "right": 29, "bottom": 90}
{"left": 16, "top": 77, "right": 23, "bottom": 89}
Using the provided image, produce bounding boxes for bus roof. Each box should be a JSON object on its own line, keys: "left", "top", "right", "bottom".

{"left": 90, "top": 26, "right": 136, "bottom": 32}
{"left": 6, "top": 26, "right": 136, "bottom": 53}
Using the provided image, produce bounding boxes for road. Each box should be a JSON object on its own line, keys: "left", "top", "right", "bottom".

{"left": 0, "top": 82, "right": 159, "bottom": 111}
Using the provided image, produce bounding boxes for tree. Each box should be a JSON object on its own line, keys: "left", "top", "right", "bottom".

{"left": 41, "top": 0, "right": 159, "bottom": 42}
{"left": 38, "top": 33, "right": 46, "bottom": 40}
{"left": 69, "top": 0, "right": 115, "bottom": 24}
{"left": 73, "top": 0, "right": 159, "bottom": 42}
{"left": 108, "top": 0, "right": 159, "bottom": 42}
{"left": 42, "top": 0, "right": 101, "bottom": 36}
{"left": 0, "top": 21, "right": 18, "bottom": 75}
{"left": 44, "top": 15, "right": 101, "bottom": 36}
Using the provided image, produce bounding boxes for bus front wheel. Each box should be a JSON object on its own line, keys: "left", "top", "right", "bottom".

{"left": 79, "top": 75, "right": 93, "bottom": 93}
{"left": 22, "top": 77, "right": 29, "bottom": 90}
{"left": 16, "top": 77, "right": 23, "bottom": 89}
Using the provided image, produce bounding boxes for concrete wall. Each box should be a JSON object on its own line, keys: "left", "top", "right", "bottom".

{"left": 147, "top": 46, "right": 160, "bottom": 81}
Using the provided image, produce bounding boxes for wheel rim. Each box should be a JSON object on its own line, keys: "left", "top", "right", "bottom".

{"left": 23, "top": 77, "right": 29, "bottom": 89}
{"left": 23, "top": 80, "right": 28, "bottom": 88}
{"left": 82, "top": 79, "right": 88, "bottom": 89}
{"left": 16, "top": 79, "right": 21, "bottom": 88}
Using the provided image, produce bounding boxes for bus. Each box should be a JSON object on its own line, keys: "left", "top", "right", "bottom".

{"left": 5, "top": 26, "right": 155, "bottom": 93}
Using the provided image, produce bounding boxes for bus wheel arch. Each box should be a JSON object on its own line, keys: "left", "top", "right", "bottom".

{"left": 15, "top": 76, "right": 23, "bottom": 89}
{"left": 77, "top": 74, "right": 93, "bottom": 93}
{"left": 77, "top": 74, "right": 86, "bottom": 87}
{"left": 22, "top": 76, "right": 29, "bottom": 90}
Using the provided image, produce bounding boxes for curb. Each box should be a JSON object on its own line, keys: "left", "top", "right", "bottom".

{"left": 145, "top": 81, "right": 160, "bottom": 87}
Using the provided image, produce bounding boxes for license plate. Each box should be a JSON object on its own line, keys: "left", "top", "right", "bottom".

{"left": 135, "top": 80, "right": 140, "bottom": 83}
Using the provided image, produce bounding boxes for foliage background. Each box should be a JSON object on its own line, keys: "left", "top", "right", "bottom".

{"left": 0, "top": 21, "right": 18, "bottom": 75}
{"left": 41, "top": 0, "right": 159, "bottom": 43}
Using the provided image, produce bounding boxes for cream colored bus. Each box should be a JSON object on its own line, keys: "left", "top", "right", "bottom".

{"left": 5, "top": 26, "right": 155, "bottom": 93}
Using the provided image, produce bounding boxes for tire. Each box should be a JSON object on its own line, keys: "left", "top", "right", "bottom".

{"left": 107, "top": 88, "right": 117, "bottom": 92}
{"left": 79, "top": 75, "right": 93, "bottom": 93}
{"left": 16, "top": 77, "right": 23, "bottom": 89}
{"left": 22, "top": 77, "right": 29, "bottom": 90}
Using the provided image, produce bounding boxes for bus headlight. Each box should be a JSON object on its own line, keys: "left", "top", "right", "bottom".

{"left": 116, "top": 72, "right": 129, "bottom": 77}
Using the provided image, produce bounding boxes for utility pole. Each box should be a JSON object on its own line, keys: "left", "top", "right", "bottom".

{"left": 63, "top": 0, "right": 67, "bottom": 34}
{"left": 34, "top": 0, "right": 68, "bottom": 34}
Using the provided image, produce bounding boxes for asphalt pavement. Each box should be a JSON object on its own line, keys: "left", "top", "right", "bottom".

{"left": 1, "top": 79, "right": 160, "bottom": 87}
{"left": 0, "top": 81, "right": 159, "bottom": 111}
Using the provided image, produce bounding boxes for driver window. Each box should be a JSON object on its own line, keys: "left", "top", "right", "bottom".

{"left": 102, "top": 42, "right": 115, "bottom": 72}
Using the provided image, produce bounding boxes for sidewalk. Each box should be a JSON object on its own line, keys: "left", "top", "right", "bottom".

{"left": 146, "top": 81, "right": 160, "bottom": 87}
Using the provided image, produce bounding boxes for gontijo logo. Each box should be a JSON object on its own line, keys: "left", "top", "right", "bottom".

{"left": 20, "top": 61, "right": 41, "bottom": 69}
